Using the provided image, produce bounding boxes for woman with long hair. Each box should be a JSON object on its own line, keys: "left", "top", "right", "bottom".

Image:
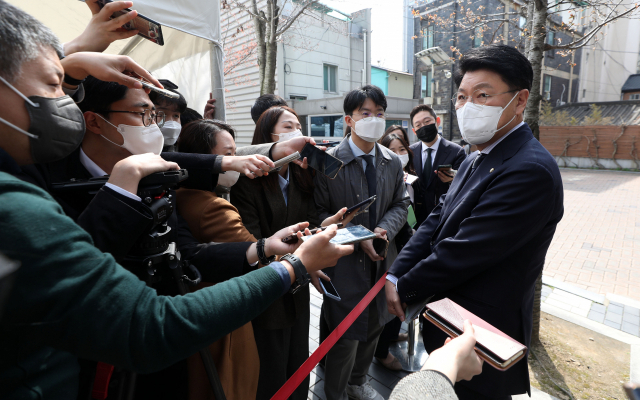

{"left": 379, "top": 128, "right": 416, "bottom": 176}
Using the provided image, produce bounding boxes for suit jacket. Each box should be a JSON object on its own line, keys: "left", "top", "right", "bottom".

{"left": 410, "top": 137, "right": 466, "bottom": 227}
{"left": 389, "top": 124, "right": 564, "bottom": 397}
{"left": 314, "top": 136, "right": 410, "bottom": 341}
{"left": 230, "top": 167, "right": 320, "bottom": 330}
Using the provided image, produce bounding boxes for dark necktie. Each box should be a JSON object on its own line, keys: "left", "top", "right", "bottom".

{"left": 361, "top": 154, "right": 377, "bottom": 229}
{"left": 471, "top": 153, "right": 486, "bottom": 174}
{"left": 422, "top": 148, "right": 433, "bottom": 186}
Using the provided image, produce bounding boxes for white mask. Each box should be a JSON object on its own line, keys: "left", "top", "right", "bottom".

{"left": 398, "top": 153, "right": 410, "bottom": 168}
{"left": 160, "top": 120, "right": 181, "bottom": 146}
{"left": 456, "top": 92, "right": 519, "bottom": 145}
{"left": 97, "top": 114, "right": 164, "bottom": 155}
{"left": 274, "top": 129, "right": 303, "bottom": 141}
{"left": 353, "top": 117, "right": 385, "bottom": 143}
{"left": 218, "top": 170, "right": 240, "bottom": 188}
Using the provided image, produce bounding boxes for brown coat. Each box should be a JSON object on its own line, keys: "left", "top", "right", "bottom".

{"left": 176, "top": 188, "right": 259, "bottom": 400}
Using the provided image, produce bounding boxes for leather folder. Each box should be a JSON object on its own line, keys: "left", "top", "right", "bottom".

{"left": 424, "top": 298, "right": 527, "bottom": 371}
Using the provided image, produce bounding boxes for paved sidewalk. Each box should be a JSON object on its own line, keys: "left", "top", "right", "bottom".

{"left": 544, "top": 169, "right": 640, "bottom": 300}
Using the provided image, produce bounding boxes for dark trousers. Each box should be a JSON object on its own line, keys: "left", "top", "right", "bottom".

{"left": 373, "top": 317, "right": 402, "bottom": 359}
{"left": 253, "top": 310, "right": 310, "bottom": 400}
{"left": 455, "top": 383, "right": 513, "bottom": 400}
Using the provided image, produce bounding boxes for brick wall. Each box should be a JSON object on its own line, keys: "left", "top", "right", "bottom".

{"left": 540, "top": 125, "right": 640, "bottom": 160}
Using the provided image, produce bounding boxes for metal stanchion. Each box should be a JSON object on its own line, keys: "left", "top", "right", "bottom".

{"left": 388, "top": 318, "right": 428, "bottom": 371}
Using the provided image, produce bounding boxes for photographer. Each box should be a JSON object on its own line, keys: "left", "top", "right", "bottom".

{"left": 0, "top": 3, "right": 354, "bottom": 399}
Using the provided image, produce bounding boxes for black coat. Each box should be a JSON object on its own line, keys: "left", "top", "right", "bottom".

{"left": 390, "top": 124, "right": 564, "bottom": 397}
{"left": 410, "top": 137, "right": 466, "bottom": 227}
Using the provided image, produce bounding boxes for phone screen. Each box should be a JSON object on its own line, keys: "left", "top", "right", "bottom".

{"left": 299, "top": 144, "right": 343, "bottom": 179}
{"left": 320, "top": 280, "right": 340, "bottom": 300}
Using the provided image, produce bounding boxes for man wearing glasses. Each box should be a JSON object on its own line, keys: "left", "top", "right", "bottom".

{"left": 386, "top": 45, "right": 564, "bottom": 400}
{"left": 314, "top": 85, "right": 409, "bottom": 400}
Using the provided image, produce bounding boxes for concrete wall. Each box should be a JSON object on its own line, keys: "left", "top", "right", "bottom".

{"left": 388, "top": 71, "right": 413, "bottom": 99}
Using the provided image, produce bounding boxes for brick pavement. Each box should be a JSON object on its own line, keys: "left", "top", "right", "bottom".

{"left": 543, "top": 169, "right": 640, "bottom": 301}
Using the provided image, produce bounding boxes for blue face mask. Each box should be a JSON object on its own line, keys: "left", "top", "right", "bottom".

{"left": 0, "top": 75, "right": 85, "bottom": 163}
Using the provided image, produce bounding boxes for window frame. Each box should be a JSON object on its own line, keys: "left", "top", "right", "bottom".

{"left": 308, "top": 113, "right": 345, "bottom": 137}
{"left": 323, "top": 63, "right": 338, "bottom": 93}
{"left": 422, "top": 25, "right": 435, "bottom": 50}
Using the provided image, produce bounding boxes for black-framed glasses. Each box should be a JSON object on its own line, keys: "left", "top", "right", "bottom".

{"left": 451, "top": 89, "right": 519, "bottom": 108}
{"left": 96, "top": 109, "right": 165, "bottom": 128}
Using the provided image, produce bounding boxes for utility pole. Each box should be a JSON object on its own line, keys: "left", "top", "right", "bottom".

{"left": 448, "top": 0, "right": 458, "bottom": 141}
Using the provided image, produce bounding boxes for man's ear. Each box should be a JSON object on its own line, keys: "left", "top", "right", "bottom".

{"left": 516, "top": 90, "right": 529, "bottom": 115}
{"left": 84, "top": 112, "right": 103, "bottom": 135}
{"left": 344, "top": 114, "right": 355, "bottom": 129}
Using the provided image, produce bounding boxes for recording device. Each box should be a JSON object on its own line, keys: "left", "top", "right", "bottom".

{"left": 299, "top": 143, "right": 343, "bottom": 179}
{"left": 280, "top": 223, "right": 343, "bottom": 245}
{"left": 343, "top": 195, "right": 377, "bottom": 220}
{"left": 269, "top": 151, "right": 301, "bottom": 173}
{"left": 320, "top": 280, "right": 341, "bottom": 301}
{"left": 437, "top": 164, "right": 452, "bottom": 171}
{"left": 0, "top": 253, "right": 20, "bottom": 322}
{"left": 96, "top": 0, "right": 165, "bottom": 45}
{"left": 136, "top": 78, "right": 180, "bottom": 99}
{"left": 327, "top": 225, "right": 376, "bottom": 245}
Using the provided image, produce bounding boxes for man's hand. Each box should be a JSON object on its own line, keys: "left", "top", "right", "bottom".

{"left": 436, "top": 168, "right": 455, "bottom": 183}
{"left": 108, "top": 153, "right": 179, "bottom": 195}
{"left": 64, "top": 1, "right": 138, "bottom": 55}
{"left": 265, "top": 222, "right": 310, "bottom": 256}
{"left": 204, "top": 96, "right": 216, "bottom": 119}
{"left": 271, "top": 136, "right": 328, "bottom": 169}
{"left": 61, "top": 53, "right": 163, "bottom": 90}
{"left": 361, "top": 228, "right": 387, "bottom": 262}
{"left": 385, "top": 280, "right": 407, "bottom": 321}
{"left": 221, "top": 155, "right": 274, "bottom": 178}
{"left": 422, "top": 320, "right": 483, "bottom": 382}
{"left": 292, "top": 224, "right": 353, "bottom": 273}
{"left": 309, "top": 270, "right": 331, "bottom": 293}
{"left": 321, "top": 207, "right": 356, "bottom": 227}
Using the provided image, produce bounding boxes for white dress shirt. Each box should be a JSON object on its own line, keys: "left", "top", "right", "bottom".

{"left": 348, "top": 135, "right": 376, "bottom": 171}
{"left": 421, "top": 135, "right": 441, "bottom": 171}
{"left": 480, "top": 121, "right": 524, "bottom": 155}
{"left": 79, "top": 147, "right": 142, "bottom": 202}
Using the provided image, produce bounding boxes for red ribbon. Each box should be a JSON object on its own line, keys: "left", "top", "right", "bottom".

{"left": 271, "top": 273, "right": 388, "bottom": 400}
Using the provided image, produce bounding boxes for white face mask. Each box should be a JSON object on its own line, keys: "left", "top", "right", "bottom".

{"left": 398, "top": 153, "right": 410, "bottom": 168}
{"left": 218, "top": 170, "right": 240, "bottom": 188}
{"left": 97, "top": 114, "right": 164, "bottom": 155}
{"left": 160, "top": 120, "right": 181, "bottom": 146}
{"left": 456, "top": 92, "right": 519, "bottom": 145}
{"left": 273, "top": 129, "right": 303, "bottom": 141}
{"left": 353, "top": 116, "right": 386, "bottom": 143}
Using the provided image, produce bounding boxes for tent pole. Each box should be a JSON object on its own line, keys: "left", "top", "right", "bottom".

{"left": 209, "top": 41, "right": 226, "bottom": 121}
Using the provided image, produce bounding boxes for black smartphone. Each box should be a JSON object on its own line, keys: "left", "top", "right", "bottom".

{"left": 320, "top": 280, "right": 341, "bottom": 301}
{"left": 343, "top": 195, "right": 377, "bottom": 220}
{"left": 299, "top": 144, "right": 343, "bottom": 179}
{"left": 97, "top": 0, "right": 165, "bottom": 45}
{"left": 437, "top": 164, "right": 452, "bottom": 171}
{"left": 320, "top": 141, "right": 342, "bottom": 147}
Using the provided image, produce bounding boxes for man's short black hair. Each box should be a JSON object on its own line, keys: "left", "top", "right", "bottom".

{"left": 251, "top": 94, "right": 287, "bottom": 123}
{"left": 79, "top": 76, "right": 128, "bottom": 118}
{"left": 409, "top": 104, "right": 437, "bottom": 127}
{"left": 343, "top": 85, "right": 387, "bottom": 116}
{"left": 454, "top": 44, "right": 533, "bottom": 92}
{"left": 180, "top": 108, "right": 203, "bottom": 126}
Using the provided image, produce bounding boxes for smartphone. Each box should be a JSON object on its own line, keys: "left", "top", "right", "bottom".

{"left": 299, "top": 144, "right": 344, "bottom": 179}
{"left": 137, "top": 79, "right": 180, "bottom": 99}
{"left": 320, "top": 280, "right": 341, "bottom": 301}
{"left": 321, "top": 141, "right": 342, "bottom": 147}
{"left": 343, "top": 195, "right": 377, "bottom": 220}
{"left": 437, "top": 164, "right": 452, "bottom": 171}
{"left": 97, "top": 0, "right": 165, "bottom": 45}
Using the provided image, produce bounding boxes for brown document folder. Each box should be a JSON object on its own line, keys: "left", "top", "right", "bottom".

{"left": 424, "top": 298, "right": 527, "bottom": 371}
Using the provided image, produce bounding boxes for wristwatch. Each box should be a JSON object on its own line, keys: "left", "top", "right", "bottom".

{"left": 256, "top": 238, "right": 276, "bottom": 265}
{"left": 281, "top": 253, "right": 310, "bottom": 294}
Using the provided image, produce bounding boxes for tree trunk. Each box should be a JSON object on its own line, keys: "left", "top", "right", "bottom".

{"left": 261, "top": 0, "right": 278, "bottom": 95}
{"left": 524, "top": 0, "right": 535, "bottom": 58}
{"left": 252, "top": 0, "right": 266, "bottom": 95}
{"left": 524, "top": 0, "right": 547, "bottom": 140}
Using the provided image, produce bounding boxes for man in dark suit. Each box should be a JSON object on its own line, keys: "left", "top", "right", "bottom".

{"left": 385, "top": 44, "right": 564, "bottom": 400}
{"left": 409, "top": 104, "right": 466, "bottom": 227}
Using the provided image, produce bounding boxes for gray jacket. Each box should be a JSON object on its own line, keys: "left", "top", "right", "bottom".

{"left": 314, "top": 135, "right": 409, "bottom": 341}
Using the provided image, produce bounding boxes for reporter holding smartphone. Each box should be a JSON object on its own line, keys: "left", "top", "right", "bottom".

{"left": 408, "top": 105, "right": 466, "bottom": 227}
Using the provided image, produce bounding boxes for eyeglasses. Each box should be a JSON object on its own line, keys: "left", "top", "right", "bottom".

{"left": 451, "top": 89, "right": 519, "bottom": 108}
{"left": 96, "top": 109, "right": 166, "bottom": 128}
{"left": 353, "top": 111, "right": 386, "bottom": 119}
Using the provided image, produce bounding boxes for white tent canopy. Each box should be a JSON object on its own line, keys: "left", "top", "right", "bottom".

{"left": 8, "top": 0, "right": 224, "bottom": 119}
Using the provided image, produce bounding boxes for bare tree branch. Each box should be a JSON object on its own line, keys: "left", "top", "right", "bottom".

{"left": 276, "top": 0, "right": 321, "bottom": 36}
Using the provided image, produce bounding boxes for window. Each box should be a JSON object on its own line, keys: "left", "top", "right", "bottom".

{"left": 422, "top": 25, "right": 434, "bottom": 50}
{"left": 323, "top": 64, "right": 337, "bottom": 93}
{"left": 543, "top": 75, "right": 552, "bottom": 100}
{"left": 310, "top": 115, "right": 344, "bottom": 137}
{"left": 630, "top": 94, "right": 640, "bottom": 100}
{"left": 546, "top": 31, "right": 555, "bottom": 58}
{"left": 290, "top": 94, "right": 307, "bottom": 100}
{"left": 582, "top": 89, "right": 586, "bottom": 98}
{"left": 519, "top": 17, "right": 527, "bottom": 30}
{"left": 473, "top": 26, "right": 483, "bottom": 48}
{"left": 421, "top": 70, "right": 432, "bottom": 98}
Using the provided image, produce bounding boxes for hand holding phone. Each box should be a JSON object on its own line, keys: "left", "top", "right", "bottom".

{"left": 299, "top": 143, "right": 343, "bottom": 179}
{"left": 342, "top": 195, "right": 377, "bottom": 221}
{"left": 97, "top": 0, "right": 164, "bottom": 45}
